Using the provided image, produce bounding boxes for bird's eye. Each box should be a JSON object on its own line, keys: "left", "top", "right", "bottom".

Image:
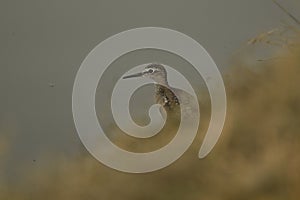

{"left": 148, "top": 69, "right": 154, "bottom": 73}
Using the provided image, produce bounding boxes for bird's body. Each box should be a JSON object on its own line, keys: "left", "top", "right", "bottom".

{"left": 154, "top": 84, "right": 179, "bottom": 111}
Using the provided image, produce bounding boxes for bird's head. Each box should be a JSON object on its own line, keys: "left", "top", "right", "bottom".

{"left": 123, "top": 63, "right": 168, "bottom": 85}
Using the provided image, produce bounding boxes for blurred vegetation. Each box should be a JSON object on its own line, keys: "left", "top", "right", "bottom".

{"left": 1, "top": 27, "right": 300, "bottom": 200}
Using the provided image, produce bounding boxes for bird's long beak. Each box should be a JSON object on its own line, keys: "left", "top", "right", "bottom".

{"left": 123, "top": 72, "right": 144, "bottom": 79}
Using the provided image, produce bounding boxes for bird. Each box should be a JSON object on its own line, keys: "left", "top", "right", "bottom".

{"left": 123, "top": 63, "right": 198, "bottom": 121}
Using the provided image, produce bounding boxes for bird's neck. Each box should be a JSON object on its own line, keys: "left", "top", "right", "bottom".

{"left": 154, "top": 82, "right": 169, "bottom": 92}
{"left": 151, "top": 74, "right": 168, "bottom": 87}
{"left": 155, "top": 79, "right": 169, "bottom": 88}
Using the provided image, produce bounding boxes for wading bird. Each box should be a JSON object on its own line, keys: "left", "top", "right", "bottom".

{"left": 123, "top": 63, "right": 198, "bottom": 120}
